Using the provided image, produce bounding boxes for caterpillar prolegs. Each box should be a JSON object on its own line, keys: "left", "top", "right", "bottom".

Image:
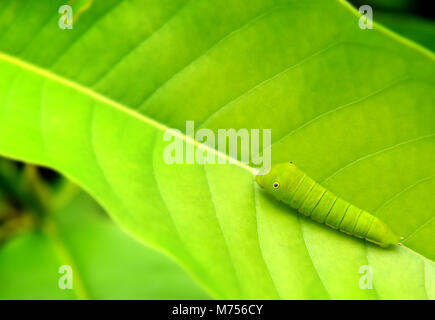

{"left": 255, "top": 163, "right": 403, "bottom": 247}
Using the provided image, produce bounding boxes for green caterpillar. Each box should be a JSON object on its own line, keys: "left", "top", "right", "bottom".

{"left": 255, "top": 163, "right": 403, "bottom": 247}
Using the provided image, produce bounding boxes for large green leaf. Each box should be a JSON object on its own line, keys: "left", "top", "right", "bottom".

{"left": 0, "top": 0, "right": 434, "bottom": 299}
{"left": 0, "top": 191, "right": 209, "bottom": 299}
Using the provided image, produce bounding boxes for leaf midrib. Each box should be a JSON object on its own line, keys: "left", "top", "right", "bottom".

{"left": 0, "top": 50, "right": 256, "bottom": 176}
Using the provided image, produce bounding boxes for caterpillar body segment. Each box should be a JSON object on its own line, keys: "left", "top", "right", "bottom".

{"left": 255, "top": 163, "right": 402, "bottom": 247}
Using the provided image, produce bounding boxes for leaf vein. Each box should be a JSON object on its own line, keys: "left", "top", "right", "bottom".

{"left": 270, "top": 77, "right": 409, "bottom": 151}
{"left": 297, "top": 216, "right": 331, "bottom": 299}
{"left": 92, "top": 0, "right": 192, "bottom": 86}
{"left": 199, "top": 40, "right": 341, "bottom": 128}
{"left": 136, "top": 4, "right": 290, "bottom": 111}
{"left": 252, "top": 185, "right": 282, "bottom": 299}
{"left": 321, "top": 133, "right": 435, "bottom": 184}
{"left": 203, "top": 166, "right": 243, "bottom": 298}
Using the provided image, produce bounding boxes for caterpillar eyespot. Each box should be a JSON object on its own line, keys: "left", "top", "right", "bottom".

{"left": 255, "top": 162, "right": 403, "bottom": 248}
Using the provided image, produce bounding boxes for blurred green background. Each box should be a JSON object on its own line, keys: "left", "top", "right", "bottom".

{"left": 0, "top": 159, "right": 210, "bottom": 299}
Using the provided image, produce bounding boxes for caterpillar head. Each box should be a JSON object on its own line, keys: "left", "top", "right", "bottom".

{"left": 255, "top": 162, "right": 298, "bottom": 202}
